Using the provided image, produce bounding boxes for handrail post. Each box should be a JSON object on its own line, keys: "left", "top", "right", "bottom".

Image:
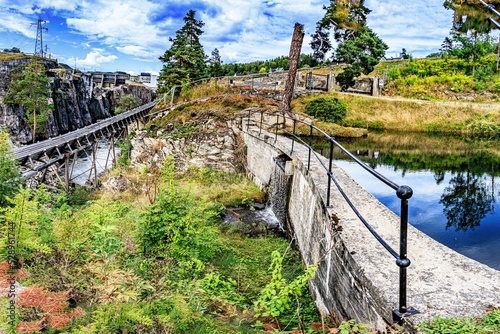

{"left": 290, "top": 119, "right": 296, "bottom": 154}
{"left": 307, "top": 124, "right": 313, "bottom": 173}
{"left": 259, "top": 111, "right": 263, "bottom": 136}
{"left": 275, "top": 114, "right": 279, "bottom": 142}
{"left": 326, "top": 137, "right": 334, "bottom": 207}
{"left": 393, "top": 185, "right": 419, "bottom": 324}
{"left": 247, "top": 109, "right": 251, "bottom": 131}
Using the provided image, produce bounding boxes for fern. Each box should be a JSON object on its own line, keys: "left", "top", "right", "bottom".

{"left": 0, "top": 188, "right": 51, "bottom": 262}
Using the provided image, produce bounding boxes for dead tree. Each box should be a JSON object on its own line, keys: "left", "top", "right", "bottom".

{"left": 281, "top": 23, "right": 304, "bottom": 118}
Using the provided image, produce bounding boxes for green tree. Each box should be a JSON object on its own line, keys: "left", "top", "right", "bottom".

{"left": 311, "top": 0, "right": 371, "bottom": 50}
{"left": 158, "top": 10, "right": 207, "bottom": 93}
{"left": 443, "top": 0, "right": 498, "bottom": 34}
{"left": 312, "top": 0, "right": 387, "bottom": 91}
{"left": 4, "top": 60, "right": 53, "bottom": 143}
{"left": 0, "top": 187, "right": 51, "bottom": 262}
{"left": 208, "top": 48, "right": 224, "bottom": 77}
{"left": 310, "top": 22, "right": 332, "bottom": 63}
{"left": 335, "top": 27, "right": 388, "bottom": 90}
{"left": 0, "top": 130, "right": 22, "bottom": 207}
{"left": 447, "top": 31, "right": 495, "bottom": 75}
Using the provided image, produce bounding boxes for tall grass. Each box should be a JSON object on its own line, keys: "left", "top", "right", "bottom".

{"left": 292, "top": 92, "right": 500, "bottom": 135}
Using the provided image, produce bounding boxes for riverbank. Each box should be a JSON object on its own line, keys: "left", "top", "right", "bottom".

{"left": 291, "top": 92, "right": 500, "bottom": 136}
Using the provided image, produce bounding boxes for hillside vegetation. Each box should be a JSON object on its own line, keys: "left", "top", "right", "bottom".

{"left": 376, "top": 55, "right": 500, "bottom": 102}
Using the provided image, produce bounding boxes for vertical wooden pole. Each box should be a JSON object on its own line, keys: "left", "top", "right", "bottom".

{"left": 281, "top": 23, "right": 304, "bottom": 118}
{"left": 64, "top": 153, "right": 70, "bottom": 192}
{"left": 93, "top": 142, "right": 98, "bottom": 187}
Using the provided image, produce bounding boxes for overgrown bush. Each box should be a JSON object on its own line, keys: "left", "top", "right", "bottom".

{"left": 115, "top": 95, "right": 138, "bottom": 114}
{"left": 0, "top": 130, "right": 22, "bottom": 207}
{"left": 304, "top": 97, "right": 348, "bottom": 124}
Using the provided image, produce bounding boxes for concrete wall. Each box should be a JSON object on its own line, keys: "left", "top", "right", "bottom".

{"left": 242, "top": 121, "right": 500, "bottom": 333}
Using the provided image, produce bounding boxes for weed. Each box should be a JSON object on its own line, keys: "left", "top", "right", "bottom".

{"left": 419, "top": 316, "right": 478, "bottom": 334}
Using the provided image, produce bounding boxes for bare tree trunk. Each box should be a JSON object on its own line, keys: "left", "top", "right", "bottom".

{"left": 281, "top": 23, "right": 304, "bottom": 118}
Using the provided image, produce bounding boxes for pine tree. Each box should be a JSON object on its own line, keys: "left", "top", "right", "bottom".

{"left": 208, "top": 48, "right": 224, "bottom": 77}
{"left": 158, "top": 10, "right": 207, "bottom": 93}
{"left": 4, "top": 60, "right": 52, "bottom": 143}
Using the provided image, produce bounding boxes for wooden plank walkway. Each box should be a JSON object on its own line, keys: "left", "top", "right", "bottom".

{"left": 11, "top": 101, "right": 158, "bottom": 167}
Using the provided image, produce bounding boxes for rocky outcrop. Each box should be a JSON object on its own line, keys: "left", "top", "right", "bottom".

{"left": 0, "top": 57, "right": 155, "bottom": 144}
{"left": 130, "top": 119, "right": 243, "bottom": 173}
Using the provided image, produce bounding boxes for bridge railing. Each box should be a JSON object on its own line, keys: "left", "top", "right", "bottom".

{"left": 243, "top": 110, "right": 419, "bottom": 323}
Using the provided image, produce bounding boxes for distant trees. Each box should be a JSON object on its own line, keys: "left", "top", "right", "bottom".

{"left": 4, "top": 60, "right": 53, "bottom": 143}
{"left": 312, "top": 0, "right": 388, "bottom": 90}
{"left": 3, "top": 47, "right": 21, "bottom": 53}
{"left": 158, "top": 10, "right": 207, "bottom": 93}
{"left": 157, "top": 7, "right": 353, "bottom": 94}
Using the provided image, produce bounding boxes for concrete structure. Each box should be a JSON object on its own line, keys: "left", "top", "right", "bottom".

{"left": 241, "top": 118, "right": 500, "bottom": 332}
{"left": 86, "top": 71, "right": 130, "bottom": 88}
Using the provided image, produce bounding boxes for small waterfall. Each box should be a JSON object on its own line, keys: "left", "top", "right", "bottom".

{"left": 222, "top": 154, "right": 291, "bottom": 238}
{"left": 268, "top": 155, "right": 291, "bottom": 232}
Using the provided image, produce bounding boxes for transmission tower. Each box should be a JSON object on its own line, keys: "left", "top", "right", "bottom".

{"left": 31, "top": 17, "right": 48, "bottom": 57}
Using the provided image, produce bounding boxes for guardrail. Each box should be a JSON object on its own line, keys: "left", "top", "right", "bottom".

{"left": 244, "top": 109, "right": 419, "bottom": 323}
{"left": 161, "top": 68, "right": 334, "bottom": 109}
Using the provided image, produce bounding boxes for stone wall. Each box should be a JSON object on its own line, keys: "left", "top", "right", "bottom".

{"left": 129, "top": 120, "right": 242, "bottom": 174}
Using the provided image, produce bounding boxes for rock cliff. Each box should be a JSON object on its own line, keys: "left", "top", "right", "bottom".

{"left": 0, "top": 57, "right": 155, "bottom": 145}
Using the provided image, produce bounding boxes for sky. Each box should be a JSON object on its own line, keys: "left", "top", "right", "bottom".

{"left": 0, "top": 0, "right": 456, "bottom": 75}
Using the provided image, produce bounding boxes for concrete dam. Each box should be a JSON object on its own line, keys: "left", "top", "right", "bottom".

{"left": 240, "top": 113, "right": 500, "bottom": 333}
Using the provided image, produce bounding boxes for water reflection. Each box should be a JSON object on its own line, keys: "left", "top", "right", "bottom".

{"left": 440, "top": 171, "right": 495, "bottom": 232}
{"left": 311, "top": 131, "right": 500, "bottom": 270}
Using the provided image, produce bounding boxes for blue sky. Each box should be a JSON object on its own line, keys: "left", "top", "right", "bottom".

{"left": 0, "top": 0, "right": 455, "bottom": 75}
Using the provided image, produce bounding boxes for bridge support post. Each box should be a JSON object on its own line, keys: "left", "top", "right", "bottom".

{"left": 92, "top": 142, "right": 98, "bottom": 187}
{"left": 64, "top": 152, "right": 70, "bottom": 193}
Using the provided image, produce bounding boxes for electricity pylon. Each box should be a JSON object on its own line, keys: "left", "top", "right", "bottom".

{"left": 31, "top": 18, "right": 48, "bottom": 57}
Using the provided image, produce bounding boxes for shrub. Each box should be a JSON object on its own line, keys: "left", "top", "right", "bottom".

{"left": 0, "top": 130, "right": 22, "bottom": 207}
{"left": 387, "top": 66, "right": 402, "bottom": 80}
{"left": 115, "top": 95, "right": 138, "bottom": 114}
{"left": 304, "top": 97, "right": 348, "bottom": 124}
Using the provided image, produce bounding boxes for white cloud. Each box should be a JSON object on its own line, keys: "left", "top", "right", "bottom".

{"left": 0, "top": 0, "right": 461, "bottom": 72}
{"left": 65, "top": 0, "right": 166, "bottom": 56}
{"left": 68, "top": 50, "right": 118, "bottom": 69}
{"left": 200, "top": 0, "right": 325, "bottom": 63}
{"left": 0, "top": 10, "right": 36, "bottom": 38}
{"left": 366, "top": 0, "right": 453, "bottom": 57}
{"left": 116, "top": 45, "right": 157, "bottom": 60}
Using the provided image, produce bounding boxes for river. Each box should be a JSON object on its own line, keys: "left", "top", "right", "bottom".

{"left": 313, "top": 131, "right": 500, "bottom": 270}
{"left": 66, "top": 140, "right": 119, "bottom": 185}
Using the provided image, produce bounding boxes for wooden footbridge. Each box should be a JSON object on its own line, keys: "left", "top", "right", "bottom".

{"left": 11, "top": 101, "right": 158, "bottom": 188}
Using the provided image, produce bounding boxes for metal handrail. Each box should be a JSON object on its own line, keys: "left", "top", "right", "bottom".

{"left": 244, "top": 109, "right": 419, "bottom": 323}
